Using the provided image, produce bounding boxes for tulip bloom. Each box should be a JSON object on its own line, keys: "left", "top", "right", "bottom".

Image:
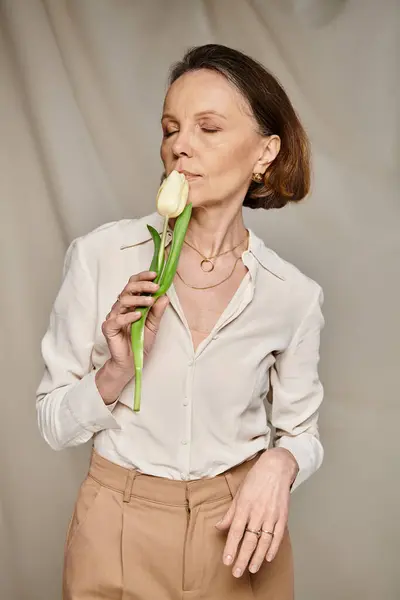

{"left": 155, "top": 170, "right": 189, "bottom": 273}
{"left": 156, "top": 170, "right": 189, "bottom": 218}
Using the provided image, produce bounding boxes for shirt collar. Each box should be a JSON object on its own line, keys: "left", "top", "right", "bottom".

{"left": 120, "top": 212, "right": 172, "bottom": 250}
{"left": 246, "top": 229, "right": 286, "bottom": 281}
{"left": 120, "top": 212, "right": 286, "bottom": 281}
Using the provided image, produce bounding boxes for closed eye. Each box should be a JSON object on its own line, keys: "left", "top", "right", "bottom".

{"left": 164, "top": 131, "right": 177, "bottom": 138}
{"left": 164, "top": 127, "right": 220, "bottom": 138}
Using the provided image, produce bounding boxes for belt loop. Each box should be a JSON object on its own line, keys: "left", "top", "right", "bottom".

{"left": 123, "top": 469, "right": 137, "bottom": 503}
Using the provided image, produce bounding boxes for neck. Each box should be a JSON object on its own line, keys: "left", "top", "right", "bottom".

{"left": 175, "top": 203, "right": 247, "bottom": 257}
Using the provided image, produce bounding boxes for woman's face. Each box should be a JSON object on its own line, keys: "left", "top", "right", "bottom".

{"left": 160, "top": 69, "right": 274, "bottom": 209}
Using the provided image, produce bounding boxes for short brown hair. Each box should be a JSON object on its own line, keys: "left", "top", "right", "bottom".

{"left": 168, "top": 44, "right": 311, "bottom": 210}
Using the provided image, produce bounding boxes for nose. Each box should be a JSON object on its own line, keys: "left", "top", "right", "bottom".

{"left": 171, "top": 129, "right": 193, "bottom": 158}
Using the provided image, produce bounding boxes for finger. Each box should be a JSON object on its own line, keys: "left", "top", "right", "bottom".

{"left": 124, "top": 279, "right": 160, "bottom": 296}
{"left": 128, "top": 271, "right": 157, "bottom": 284}
{"left": 118, "top": 294, "right": 155, "bottom": 312}
{"left": 265, "top": 519, "right": 286, "bottom": 563}
{"left": 145, "top": 296, "right": 169, "bottom": 333}
{"left": 248, "top": 522, "right": 276, "bottom": 573}
{"left": 231, "top": 520, "right": 262, "bottom": 578}
{"left": 222, "top": 512, "right": 247, "bottom": 568}
{"left": 102, "top": 310, "right": 142, "bottom": 336}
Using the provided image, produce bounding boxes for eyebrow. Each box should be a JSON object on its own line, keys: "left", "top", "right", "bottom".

{"left": 161, "top": 110, "right": 227, "bottom": 122}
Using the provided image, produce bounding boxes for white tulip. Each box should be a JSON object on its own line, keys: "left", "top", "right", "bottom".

{"left": 156, "top": 170, "right": 189, "bottom": 218}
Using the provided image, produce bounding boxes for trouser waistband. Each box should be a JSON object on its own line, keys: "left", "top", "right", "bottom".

{"left": 88, "top": 449, "right": 262, "bottom": 507}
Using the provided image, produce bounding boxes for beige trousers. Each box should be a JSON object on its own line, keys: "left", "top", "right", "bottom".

{"left": 63, "top": 449, "right": 294, "bottom": 599}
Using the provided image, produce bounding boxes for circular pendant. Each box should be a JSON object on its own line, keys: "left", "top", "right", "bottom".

{"left": 200, "top": 259, "right": 215, "bottom": 272}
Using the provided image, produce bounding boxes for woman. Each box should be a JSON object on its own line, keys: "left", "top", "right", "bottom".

{"left": 36, "top": 44, "right": 324, "bottom": 599}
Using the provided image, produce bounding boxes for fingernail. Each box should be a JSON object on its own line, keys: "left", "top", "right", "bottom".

{"left": 233, "top": 568, "right": 242, "bottom": 578}
{"left": 215, "top": 519, "right": 222, "bottom": 526}
{"left": 266, "top": 555, "right": 273, "bottom": 562}
{"left": 223, "top": 554, "right": 233, "bottom": 565}
{"left": 249, "top": 563, "right": 259, "bottom": 573}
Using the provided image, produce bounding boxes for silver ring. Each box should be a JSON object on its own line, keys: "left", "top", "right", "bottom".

{"left": 245, "top": 528, "right": 261, "bottom": 538}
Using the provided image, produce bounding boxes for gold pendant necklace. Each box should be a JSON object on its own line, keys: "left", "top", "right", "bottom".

{"left": 183, "top": 233, "right": 247, "bottom": 272}
{"left": 175, "top": 256, "right": 242, "bottom": 290}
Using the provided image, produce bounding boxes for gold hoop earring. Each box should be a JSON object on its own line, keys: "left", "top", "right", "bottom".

{"left": 251, "top": 173, "right": 263, "bottom": 183}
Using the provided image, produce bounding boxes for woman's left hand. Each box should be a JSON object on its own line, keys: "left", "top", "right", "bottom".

{"left": 215, "top": 448, "right": 299, "bottom": 578}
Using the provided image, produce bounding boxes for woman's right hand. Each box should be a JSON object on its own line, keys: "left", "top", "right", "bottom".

{"left": 101, "top": 271, "right": 169, "bottom": 381}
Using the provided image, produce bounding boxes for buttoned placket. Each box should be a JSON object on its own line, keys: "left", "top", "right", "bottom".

{"left": 179, "top": 356, "right": 196, "bottom": 480}
{"left": 166, "top": 251, "right": 258, "bottom": 481}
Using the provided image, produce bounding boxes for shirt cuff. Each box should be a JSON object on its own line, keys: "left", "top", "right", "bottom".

{"left": 65, "top": 370, "right": 121, "bottom": 434}
{"left": 274, "top": 433, "right": 324, "bottom": 492}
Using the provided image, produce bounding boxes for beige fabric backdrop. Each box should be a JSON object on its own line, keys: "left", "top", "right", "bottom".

{"left": 1, "top": 0, "right": 398, "bottom": 598}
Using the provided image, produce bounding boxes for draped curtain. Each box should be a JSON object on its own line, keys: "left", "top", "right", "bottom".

{"left": 0, "top": 1, "right": 398, "bottom": 598}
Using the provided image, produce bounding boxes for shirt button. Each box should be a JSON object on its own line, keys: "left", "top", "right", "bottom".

{"left": 181, "top": 440, "right": 188, "bottom": 445}
{"left": 181, "top": 473, "right": 188, "bottom": 480}
{"left": 188, "top": 359, "right": 194, "bottom": 366}
{"left": 183, "top": 399, "right": 188, "bottom": 406}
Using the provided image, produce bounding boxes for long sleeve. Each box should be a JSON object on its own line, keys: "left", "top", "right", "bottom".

{"left": 270, "top": 286, "right": 325, "bottom": 491}
{"left": 36, "top": 237, "right": 120, "bottom": 450}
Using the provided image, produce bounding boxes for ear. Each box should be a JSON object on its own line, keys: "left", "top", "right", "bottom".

{"left": 254, "top": 135, "right": 281, "bottom": 174}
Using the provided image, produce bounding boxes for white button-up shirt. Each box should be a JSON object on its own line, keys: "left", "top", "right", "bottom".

{"left": 36, "top": 212, "right": 325, "bottom": 491}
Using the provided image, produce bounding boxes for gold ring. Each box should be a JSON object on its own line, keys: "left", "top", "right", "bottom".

{"left": 245, "top": 528, "right": 261, "bottom": 538}
{"left": 261, "top": 529, "right": 274, "bottom": 536}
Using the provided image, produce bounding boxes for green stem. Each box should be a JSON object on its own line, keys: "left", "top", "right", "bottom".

{"left": 131, "top": 228, "right": 161, "bottom": 412}
{"left": 131, "top": 204, "right": 192, "bottom": 412}
{"left": 157, "top": 217, "right": 169, "bottom": 275}
{"left": 132, "top": 305, "right": 151, "bottom": 411}
{"left": 155, "top": 204, "right": 192, "bottom": 297}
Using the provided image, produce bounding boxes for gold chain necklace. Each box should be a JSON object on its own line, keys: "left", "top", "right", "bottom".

{"left": 183, "top": 233, "right": 248, "bottom": 272}
{"left": 175, "top": 256, "right": 242, "bottom": 290}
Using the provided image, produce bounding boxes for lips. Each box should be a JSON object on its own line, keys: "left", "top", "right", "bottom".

{"left": 177, "top": 169, "right": 201, "bottom": 178}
